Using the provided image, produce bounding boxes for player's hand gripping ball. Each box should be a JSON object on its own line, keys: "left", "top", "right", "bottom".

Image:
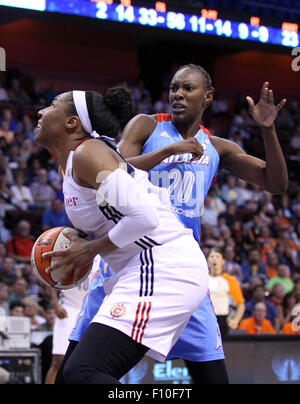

{"left": 31, "top": 227, "right": 91, "bottom": 290}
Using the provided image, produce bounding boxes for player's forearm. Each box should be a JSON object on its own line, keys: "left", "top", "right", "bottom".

{"left": 127, "top": 145, "right": 173, "bottom": 172}
{"left": 261, "top": 124, "right": 288, "bottom": 194}
{"left": 50, "top": 288, "right": 59, "bottom": 307}
{"left": 88, "top": 234, "right": 118, "bottom": 257}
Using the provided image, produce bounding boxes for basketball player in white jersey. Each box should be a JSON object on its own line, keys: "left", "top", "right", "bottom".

{"left": 44, "top": 255, "right": 101, "bottom": 384}
{"left": 35, "top": 87, "right": 209, "bottom": 384}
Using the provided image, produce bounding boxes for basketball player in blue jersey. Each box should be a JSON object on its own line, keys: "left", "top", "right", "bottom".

{"left": 117, "top": 64, "right": 288, "bottom": 383}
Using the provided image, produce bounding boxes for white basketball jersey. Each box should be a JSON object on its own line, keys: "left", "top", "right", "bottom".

{"left": 62, "top": 150, "right": 193, "bottom": 273}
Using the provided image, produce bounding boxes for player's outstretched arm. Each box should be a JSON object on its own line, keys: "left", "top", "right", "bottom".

{"left": 212, "top": 82, "right": 288, "bottom": 194}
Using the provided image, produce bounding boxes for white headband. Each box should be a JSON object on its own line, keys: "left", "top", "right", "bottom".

{"left": 72, "top": 90, "right": 100, "bottom": 139}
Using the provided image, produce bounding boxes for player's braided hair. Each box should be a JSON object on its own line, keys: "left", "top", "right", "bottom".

{"left": 67, "top": 87, "right": 133, "bottom": 138}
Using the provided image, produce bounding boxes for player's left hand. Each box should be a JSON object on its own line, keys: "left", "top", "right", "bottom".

{"left": 42, "top": 230, "right": 95, "bottom": 286}
{"left": 246, "top": 82, "right": 286, "bottom": 128}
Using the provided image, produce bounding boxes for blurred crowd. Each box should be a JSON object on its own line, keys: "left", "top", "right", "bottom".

{"left": 0, "top": 67, "right": 299, "bottom": 341}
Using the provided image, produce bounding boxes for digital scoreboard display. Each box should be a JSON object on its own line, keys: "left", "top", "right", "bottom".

{"left": 0, "top": 0, "right": 299, "bottom": 48}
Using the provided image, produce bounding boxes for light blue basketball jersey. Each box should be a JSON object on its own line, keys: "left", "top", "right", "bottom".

{"left": 69, "top": 260, "right": 114, "bottom": 342}
{"left": 142, "top": 114, "right": 224, "bottom": 362}
{"left": 70, "top": 114, "right": 225, "bottom": 362}
{"left": 142, "top": 114, "right": 219, "bottom": 243}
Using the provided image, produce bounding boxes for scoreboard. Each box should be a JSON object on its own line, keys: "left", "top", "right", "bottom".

{"left": 0, "top": 0, "right": 299, "bottom": 48}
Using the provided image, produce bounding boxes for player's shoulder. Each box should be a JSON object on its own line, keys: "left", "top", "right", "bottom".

{"left": 73, "top": 138, "right": 111, "bottom": 161}
{"left": 128, "top": 113, "right": 157, "bottom": 130}
{"left": 122, "top": 114, "right": 158, "bottom": 143}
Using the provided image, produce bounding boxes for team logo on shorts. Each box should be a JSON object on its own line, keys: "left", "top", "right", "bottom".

{"left": 110, "top": 303, "right": 126, "bottom": 319}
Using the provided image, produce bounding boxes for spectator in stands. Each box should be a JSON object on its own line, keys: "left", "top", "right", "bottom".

{"left": 27, "top": 156, "right": 42, "bottom": 184}
{"left": 276, "top": 228, "right": 299, "bottom": 268}
{"left": 268, "top": 283, "right": 285, "bottom": 310}
{"left": 131, "top": 79, "right": 152, "bottom": 113}
{"left": 7, "top": 220, "right": 35, "bottom": 263}
{"left": 229, "top": 105, "right": 253, "bottom": 140}
{"left": 290, "top": 123, "right": 300, "bottom": 151}
{"left": 274, "top": 209, "right": 291, "bottom": 231}
{"left": 293, "top": 283, "right": 300, "bottom": 302}
{"left": 41, "top": 198, "right": 70, "bottom": 232}
{"left": 0, "top": 256, "right": 20, "bottom": 286}
{"left": 223, "top": 202, "right": 238, "bottom": 228}
{"left": 153, "top": 90, "right": 172, "bottom": 114}
{"left": 23, "top": 297, "right": 45, "bottom": 332}
{"left": 7, "top": 277, "right": 29, "bottom": 304}
{"left": 265, "top": 251, "right": 279, "bottom": 279}
{"left": 7, "top": 78, "right": 31, "bottom": 105}
{"left": 0, "top": 121, "right": 15, "bottom": 145}
{"left": 0, "top": 108, "right": 18, "bottom": 132}
{"left": 10, "top": 170, "right": 34, "bottom": 211}
{"left": 221, "top": 175, "right": 244, "bottom": 206}
{"left": 18, "top": 114, "right": 35, "bottom": 141}
{"left": 291, "top": 222, "right": 300, "bottom": 251}
{"left": 38, "top": 285, "right": 53, "bottom": 312}
{"left": 0, "top": 153, "right": 14, "bottom": 186}
{"left": 135, "top": 93, "right": 153, "bottom": 115}
{"left": 0, "top": 166, "right": 16, "bottom": 217}
{"left": 278, "top": 291, "right": 298, "bottom": 330}
{"left": 0, "top": 221, "right": 12, "bottom": 244}
{"left": 267, "top": 264, "right": 295, "bottom": 295}
{"left": 0, "top": 80, "right": 8, "bottom": 102}
{"left": 244, "top": 284, "right": 279, "bottom": 331}
{"left": 275, "top": 241, "right": 294, "bottom": 269}
{"left": 243, "top": 214, "right": 263, "bottom": 241}
{"left": 223, "top": 245, "right": 243, "bottom": 283}
{"left": 200, "top": 195, "right": 220, "bottom": 228}
{"left": 19, "top": 139, "right": 34, "bottom": 162}
{"left": 241, "top": 248, "right": 268, "bottom": 284}
{"left": 0, "top": 242, "right": 7, "bottom": 265}
{"left": 291, "top": 204, "right": 300, "bottom": 228}
{"left": 0, "top": 283, "right": 9, "bottom": 315}
{"left": 35, "top": 305, "right": 55, "bottom": 332}
{"left": 201, "top": 223, "right": 224, "bottom": 249}
{"left": 236, "top": 179, "right": 253, "bottom": 204}
{"left": 258, "top": 227, "right": 277, "bottom": 258}
{"left": 30, "top": 168, "right": 56, "bottom": 210}
{"left": 9, "top": 300, "right": 25, "bottom": 317}
{"left": 23, "top": 265, "right": 40, "bottom": 300}
{"left": 239, "top": 302, "right": 276, "bottom": 335}
{"left": 250, "top": 184, "right": 264, "bottom": 202}
{"left": 281, "top": 194, "right": 293, "bottom": 221}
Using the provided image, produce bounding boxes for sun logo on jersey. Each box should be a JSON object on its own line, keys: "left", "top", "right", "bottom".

{"left": 110, "top": 303, "right": 126, "bottom": 319}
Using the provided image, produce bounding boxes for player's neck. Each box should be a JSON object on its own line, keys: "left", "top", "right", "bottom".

{"left": 172, "top": 120, "right": 200, "bottom": 139}
{"left": 52, "top": 144, "right": 73, "bottom": 174}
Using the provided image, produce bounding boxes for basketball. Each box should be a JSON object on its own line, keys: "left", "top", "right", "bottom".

{"left": 31, "top": 227, "right": 92, "bottom": 290}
